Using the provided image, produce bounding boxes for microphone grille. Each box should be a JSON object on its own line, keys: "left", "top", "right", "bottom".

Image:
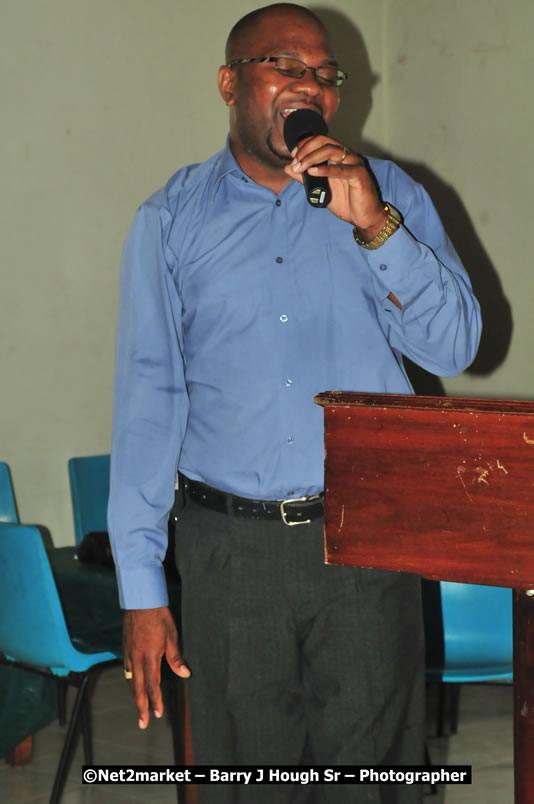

{"left": 283, "top": 109, "right": 329, "bottom": 152}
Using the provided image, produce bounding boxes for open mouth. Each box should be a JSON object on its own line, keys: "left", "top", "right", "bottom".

{"left": 280, "top": 108, "right": 298, "bottom": 119}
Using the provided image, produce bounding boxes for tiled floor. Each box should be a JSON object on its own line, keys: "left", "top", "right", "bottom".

{"left": 1, "top": 669, "right": 513, "bottom": 803}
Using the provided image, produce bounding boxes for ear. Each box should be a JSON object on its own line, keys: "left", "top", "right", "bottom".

{"left": 218, "top": 65, "right": 236, "bottom": 106}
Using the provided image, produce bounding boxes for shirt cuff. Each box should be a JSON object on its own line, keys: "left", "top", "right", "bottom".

{"left": 116, "top": 562, "right": 169, "bottom": 610}
{"left": 363, "top": 226, "right": 427, "bottom": 296}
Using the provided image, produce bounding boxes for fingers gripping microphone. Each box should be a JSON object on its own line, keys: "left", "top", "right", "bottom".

{"left": 283, "top": 108, "right": 332, "bottom": 208}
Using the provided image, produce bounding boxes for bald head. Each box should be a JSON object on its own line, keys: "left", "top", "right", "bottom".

{"left": 225, "top": 3, "right": 328, "bottom": 64}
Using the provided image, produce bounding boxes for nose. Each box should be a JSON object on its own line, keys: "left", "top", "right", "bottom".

{"left": 289, "top": 66, "right": 323, "bottom": 96}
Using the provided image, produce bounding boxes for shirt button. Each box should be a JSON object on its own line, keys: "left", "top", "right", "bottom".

{"left": 287, "top": 436, "right": 294, "bottom": 445}
{"left": 280, "top": 314, "right": 288, "bottom": 322}
{"left": 379, "top": 264, "right": 388, "bottom": 271}
{"left": 275, "top": 199, "right": 282, "bottom": 207}
{"left": 285, "top": 378, "right": 293, "bottom": 387}
{"left": 276, "top": 256, "right": 283, "bottom": 264}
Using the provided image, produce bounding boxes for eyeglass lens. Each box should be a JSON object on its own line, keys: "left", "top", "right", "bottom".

{"left": 274, "top": 57, "right": 345, "bottom": 86}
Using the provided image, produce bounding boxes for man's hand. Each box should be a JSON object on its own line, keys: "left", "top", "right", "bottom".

{"left": 284, "top": 136, "right": 388, "bottom": 240}
{"left": 123, "top": 606, "right": 191, "bottom": 729}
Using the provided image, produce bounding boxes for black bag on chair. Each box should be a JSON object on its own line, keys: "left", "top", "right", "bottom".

{"left": 76, "top": 529, "right": 178, "bottom": 578}
{"left": 76, "top": 531, "right": 114, "bottom": 568}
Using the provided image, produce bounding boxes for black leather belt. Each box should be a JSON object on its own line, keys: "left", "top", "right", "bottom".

{"left": 181, "top": 477, "right": 324, "bottom": 526}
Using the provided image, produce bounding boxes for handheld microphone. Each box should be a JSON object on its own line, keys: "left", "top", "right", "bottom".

{"left": 283, "top": 108, "right": 332, "bottom": 208}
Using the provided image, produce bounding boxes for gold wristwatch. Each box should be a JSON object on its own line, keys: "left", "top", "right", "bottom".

{"left": 353, "top": 204, "right": 402, "bottom": 250}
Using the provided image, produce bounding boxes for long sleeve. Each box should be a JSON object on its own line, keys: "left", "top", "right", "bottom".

{"left": 108, "top": 202, "right": 188, "bottom": 609}
{"left": 360, "top": 161, "right": 481, "bottom": 377}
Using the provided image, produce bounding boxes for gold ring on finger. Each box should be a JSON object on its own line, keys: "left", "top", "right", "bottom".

{"left": 124, "top": 668, "right": 133, "bottom": 680}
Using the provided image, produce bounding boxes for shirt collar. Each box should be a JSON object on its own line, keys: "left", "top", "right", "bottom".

{"left": 212, "top": 137, "right": 247, "bottom": 200}
{"left": 212, "top": 135, "right": 301, "bottom": 202}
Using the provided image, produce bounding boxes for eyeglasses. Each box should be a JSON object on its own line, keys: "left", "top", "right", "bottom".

{"left": 227, "top": 56, "right": 348, "bottom": 87}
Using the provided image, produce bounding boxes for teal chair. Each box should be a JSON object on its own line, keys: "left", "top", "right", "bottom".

{"left": 0, "top": 461, "right": 19, "bottom": 523}
{"left": 0, "top": 523, "right": 119, "bottom": 803}
{"left": 67, "top": 453, "right": 185, "bottom": 802}
{"left": 425, "top": 580, "right": 513, "bottom": 735}
{"left": 68, "top": 455, "right": 110, "bottom": 544}
{"left": 0, "top": 462, "right": 74, "bottom": 738}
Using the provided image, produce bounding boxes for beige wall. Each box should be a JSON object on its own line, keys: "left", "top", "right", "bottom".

{"left": 383, "top": 0, "right": 534, "bottom": 400}
{"left": 1, "top": 0, "right": 531, "bottom": 545}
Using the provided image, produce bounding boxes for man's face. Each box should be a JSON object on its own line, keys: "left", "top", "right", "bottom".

{"left": 222, "top": 14, "right": 340, "bottom": 172}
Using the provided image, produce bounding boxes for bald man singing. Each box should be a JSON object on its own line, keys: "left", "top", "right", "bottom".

{"left": 109, "top": 4, "right": 481, "bottom": 802}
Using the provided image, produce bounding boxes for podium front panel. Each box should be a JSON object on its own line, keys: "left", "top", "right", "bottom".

{"left": 315, "top": 392, "right": 534, "bottom": 588}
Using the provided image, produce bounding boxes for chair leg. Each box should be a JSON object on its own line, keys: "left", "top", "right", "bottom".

{"left": 449, "top": 684, "right": 461, "bottom": 734}
{"left": 57, "top": 678, "right": 68, "bottom": 726}
{"left": 81, "top": 684, "right": 93, "bottom": 764}
{"left": 437, "top": 681, "right": 446, "bottom": 737}
{"left": 49, "top": 673, "right": 91, "bottom": 804}
{"left": 435, "top": 681, "right": 461, "bottom": 737}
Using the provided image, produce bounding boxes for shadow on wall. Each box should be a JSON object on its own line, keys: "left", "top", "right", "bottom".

{"left": 312, "top": 6, "right": 512, "bottom": 396}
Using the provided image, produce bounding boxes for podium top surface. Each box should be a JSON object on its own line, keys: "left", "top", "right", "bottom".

{"left": 315, "top": 391, "right": 534, "bottom": 417}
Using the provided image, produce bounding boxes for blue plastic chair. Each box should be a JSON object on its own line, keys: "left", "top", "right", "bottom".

{"left": 1, "top": 462, "right": 75, "bottom": 736}
{"left": 68, "top": 455, "right": 110, "bottom": 543}
{"left": 0, "top": 523, "right": 119, "bottom": 803}
{"left": 67, "top": 454, "right": 185, "bottom": 802}
{"left": 425, "top": 581, "right": 513, "bottom": 735}
{"left": 0, "top": 462, "right": 19, "bottom": 523}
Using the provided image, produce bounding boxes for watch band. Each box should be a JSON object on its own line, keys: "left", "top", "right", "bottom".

{"left": 353, "top": 204, "right": 401, "bottom": 250}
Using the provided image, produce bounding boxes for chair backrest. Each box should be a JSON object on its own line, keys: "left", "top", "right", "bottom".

{"left": 440, "top": 581, "right": 513, "bottom": 682}
{"left": 0, "top": 462, "right": 19, "bottom": 523}
{"left": 68, "top": 455, "right": 110, "bottom": 544}
{"left": 0, "top": 524, "right": 115, "bottom": 674}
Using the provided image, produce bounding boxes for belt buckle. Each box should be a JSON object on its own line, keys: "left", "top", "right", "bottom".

{"left": 280, "top": 495, "right": 319, "bottom": 527}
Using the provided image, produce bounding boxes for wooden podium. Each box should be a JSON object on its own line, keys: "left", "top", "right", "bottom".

{"left": 315, "top": 391, "right": 534, "bottom": 804}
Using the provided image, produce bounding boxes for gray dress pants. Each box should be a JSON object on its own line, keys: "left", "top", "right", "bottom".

{"left": 175, "top": 498, "right": 425, "bottom": 804}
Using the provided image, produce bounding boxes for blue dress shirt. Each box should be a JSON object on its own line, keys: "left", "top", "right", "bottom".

{"left": 108, "top": 139, "right": 481, "bottom": 609}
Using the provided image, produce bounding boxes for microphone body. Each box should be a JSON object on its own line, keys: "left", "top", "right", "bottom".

{"left": 283, "top": 109, "right": 332, "bottom": 208}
